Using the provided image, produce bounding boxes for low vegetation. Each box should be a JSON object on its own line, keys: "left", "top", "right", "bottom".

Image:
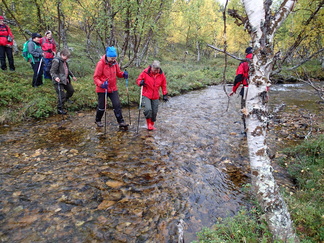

{"left": 194, "top": 135, "right": 324, "bottom": 243}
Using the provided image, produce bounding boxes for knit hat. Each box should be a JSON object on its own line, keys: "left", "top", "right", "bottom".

{"left": 32, "top": 33, "right": 42, "bottom": 39}
{"left": 245, "top": 47, "right": 253, "bottom": 54}
{"left": 106, "top": 46, "right": 117, "bottom": 57}
{"left": 0, "top": 16, "right": 4, "bottom": 20}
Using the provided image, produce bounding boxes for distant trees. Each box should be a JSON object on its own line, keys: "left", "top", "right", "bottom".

{"left": 0, "top": 0, "right": 322, "bottom": 68}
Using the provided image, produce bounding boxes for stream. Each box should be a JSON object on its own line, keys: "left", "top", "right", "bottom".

{"left": 0, "top": 83, "right": 323, "bottom": 242}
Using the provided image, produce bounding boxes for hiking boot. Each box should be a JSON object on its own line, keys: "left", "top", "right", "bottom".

{"left": 57, "top": 109, "right": 67, "bottom": 115}
{"left": 119, "top": 122, "right": 129, "bottom": 127}
{"left": 95, "top": 121, "right": 104, "bottom": 127}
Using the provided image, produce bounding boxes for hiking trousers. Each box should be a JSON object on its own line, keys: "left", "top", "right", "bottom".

{"left": 0, "top": 45, "right": 15, "bottom": 71}
{"left": 54, "top": 82, "right": 74, "bottom": 109}
{"left": 96, "top": 91, "right": 124, "bottom": 124}
{"left": 31, "top": 61, "right": 43, "bottom": 87}
{"left": 142, "top": 96, "right": 159, "bottom": 122}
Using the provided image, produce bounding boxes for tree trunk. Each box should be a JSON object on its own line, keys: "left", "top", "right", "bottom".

{"left": 242, "top": 0, "right": 299, "bottom": 241}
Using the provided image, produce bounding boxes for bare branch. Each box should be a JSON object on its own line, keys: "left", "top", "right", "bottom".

{"left": 272, "top": 48, "right": 324, "bottom": 75}
{"left": 227, "top": 8, "right": 251, "bottom": 33}
{"left": 207, "top": 44, "right": 245, "bottom": 61}
{"left": 279, "top": 1, "right": 323, "bottom": 65}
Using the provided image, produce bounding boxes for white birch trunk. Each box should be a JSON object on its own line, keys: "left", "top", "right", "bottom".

{"left": 242, "top": 0, "right": 299, "bottom": 241}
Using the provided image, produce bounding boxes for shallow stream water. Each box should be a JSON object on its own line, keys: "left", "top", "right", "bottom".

{"left": 0, "top": 83, "right": 322, "bottom": 242}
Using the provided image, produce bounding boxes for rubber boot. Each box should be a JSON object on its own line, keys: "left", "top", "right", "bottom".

{"left": 146, "top": 119, "right": 153, "bottom": 130}
{"left": 150, "top": 119, "right": 156, "bottom": 130}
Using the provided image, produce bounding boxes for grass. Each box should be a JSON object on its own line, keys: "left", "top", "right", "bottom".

{"left": 194, "top": 135, "right": 324, "bottom": 243}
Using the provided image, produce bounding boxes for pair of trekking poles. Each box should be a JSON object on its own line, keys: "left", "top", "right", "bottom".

{"left": 102, "top": 73, "right": 143, "bottom": 134}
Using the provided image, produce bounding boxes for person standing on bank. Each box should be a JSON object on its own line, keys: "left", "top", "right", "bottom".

{"left": 136, "top": 60, "right": 168, "bottom": 131}
{"left": 0, "top": 16, "right": 15, "bottom": 71}
{"left": 28, "top": 33, "right": 44, "bottom": 87}
{"left": 50, "top": 49, "right": 77, "bottom": 115}
{"left": 40, "top": 30, "right": 57, "bottom": 80}
{"left": 93, "top": 46, "right": 129, "bottom": 128}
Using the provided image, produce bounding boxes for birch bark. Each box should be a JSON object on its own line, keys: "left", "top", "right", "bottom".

{"left": 242, "top": 0, "right": 299, "bottom": 241}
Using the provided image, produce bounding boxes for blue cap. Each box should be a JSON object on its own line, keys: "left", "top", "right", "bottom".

{"left": 106, "top": 46, "right": 117, "bottom": 57}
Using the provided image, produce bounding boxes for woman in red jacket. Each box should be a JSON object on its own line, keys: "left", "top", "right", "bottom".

{"left": 0, "top": 16, "right": 15, "bottom": 71}
{"left": 93, "top": 46, "right": 128, "bottom": 128}
{"left": 136, "top": 60, "right": 168, "bottom": 131}
{"left": 40, "top": 30, "right": 57, "bottom": 79}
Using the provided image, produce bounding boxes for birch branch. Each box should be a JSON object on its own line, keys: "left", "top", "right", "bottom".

{"left": 206, "top": 44, "right": 245, "bottom": 61}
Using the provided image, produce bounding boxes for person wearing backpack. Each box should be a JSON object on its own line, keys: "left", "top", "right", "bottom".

{"left": 28, "top": 33, "right": 44, "bottom": 87}
{"left": 0, "top": 16, "right": 15, "bottom": 71}
{"left": 50, "top": 49, "right": 77, "bottom": 115}
{"left": 40, "top": 30, "right": 57, "bottom": 79}
{"left": 229, "top": 47, "right": 253, "bottom": 132}
{"left": 229, "top": 47, "right": 253, "bottom": 97}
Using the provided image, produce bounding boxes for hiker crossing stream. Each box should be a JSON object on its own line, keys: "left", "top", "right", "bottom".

{"left": 1, "top": 84, "right": 322, "bottom": 242}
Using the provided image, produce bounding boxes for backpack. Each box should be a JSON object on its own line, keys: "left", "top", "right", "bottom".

{"left": 22, "top": 40, "right": 34, "bottom": 62}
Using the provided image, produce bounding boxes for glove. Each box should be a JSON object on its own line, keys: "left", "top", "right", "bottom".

{"left": 123, "top": 71, "right": 128, "bottom": 79}
{"left": 101, "top": 80, "right": 108, "bottom": 89}
{"left": 139, "top": 80, "right": 145, "bottom": 86}
{"left": 163, "top": 94, "right": 169, "bottom": 102}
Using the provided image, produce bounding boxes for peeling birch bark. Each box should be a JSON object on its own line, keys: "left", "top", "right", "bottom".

{"left": 243, "top": 0, "right": 300, "bottom": 241}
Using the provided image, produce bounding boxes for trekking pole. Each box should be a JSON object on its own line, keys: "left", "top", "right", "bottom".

{"left": 136, "top": 85, "right": 143, "bottom": 133}
{"left": 104, "top": 87, "right": 108, "bottom": 135}
{"left": 35, "top": 58, "right": 43, "bottom": 84}
{"left": 125, "top": 70, "right": 131, "bottom": 125}
{"left": 57, "top": 83, "right": 64, "bottom": 120}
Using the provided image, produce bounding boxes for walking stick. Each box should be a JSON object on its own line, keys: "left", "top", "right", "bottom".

{"left": 57, "top": 83, "right": 66, "bottom": 130}
{"left": 36, "top": 58, "right": 43, "bottom": 83}
{"left": 125, "top": 72, "right": 131, "bottom": 125}
{"left": 136, "top": 86, "right": 143, "bottom": 134}
{"left": 104, "top": 88, "right": 107, "bottom": 135}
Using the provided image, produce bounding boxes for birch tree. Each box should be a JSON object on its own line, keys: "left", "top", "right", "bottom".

{"left": 242, "top": 0, "right": 299, "bottom": 241}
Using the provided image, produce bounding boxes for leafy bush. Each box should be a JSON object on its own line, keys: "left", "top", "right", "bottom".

{"left": 280, "top": 135, "right": 324, "bottom": 242}
{"left": 194, "top": 208, "right": 273, "bottom": 243}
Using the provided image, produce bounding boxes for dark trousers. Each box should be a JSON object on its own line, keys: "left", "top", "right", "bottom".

{"left": 54, "top": 82, "right": 74, "bottom": 109}
{"left": 96, "top": 91, "right": 124, "bottom": 124}
{"left": 31, "top": 61, "right": 43, "bottom": 87}
{"left": 0, "top": 45, "right": 15, "bottom": 70}
{"left": 142, "top": 96, "right": 159, "bottom": 122}
{"left": 43, "top": 58, "right": 53, "bottom": 79}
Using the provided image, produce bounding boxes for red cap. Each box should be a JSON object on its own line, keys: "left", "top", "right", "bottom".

{"left": 0, "top": 16, "right": 4, "bottom": 20}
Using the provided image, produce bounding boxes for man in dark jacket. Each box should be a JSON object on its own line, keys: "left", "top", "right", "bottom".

{"left": 50, "top": 49, "right": 77, "bottom": 114}
{"left": 28, "top": 33, "right": 44, "bottom": 87}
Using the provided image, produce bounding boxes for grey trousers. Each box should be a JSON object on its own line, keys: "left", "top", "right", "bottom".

{"left": 142, "top": 96, "right": 159, "bottom": 122}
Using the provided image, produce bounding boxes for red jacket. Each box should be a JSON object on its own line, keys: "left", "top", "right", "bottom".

{"left": 0, "top": 24, "right": 14, "bottom": 46}
{"left": 93, "top": 55, "right": 124, "bottom": 93}
{"left": 232, "top": 53, "right": 253, "bottom": 93}
{"left": 40, "top": 37, "right": 57, "bottom": 59}
{"left": 136, "top": 66, "right": 168, "bottom": 100}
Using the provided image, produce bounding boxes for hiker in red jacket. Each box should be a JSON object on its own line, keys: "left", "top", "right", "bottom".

{"left": 0, "top": 16, "right": 15, "bottom": 71}
{"left": 40, "top": 30, "right": 57, "bottom": 79}
{"left": 136, "top": 60, "right": 168, "bottom": 131}
{"left": 229, "top": 47, "right": 253, "bottom": 132}
{"left": 229, "top": 47, "right": 253, "bottom": 97}
{"left": 93, "top": 46, "right": 129, "bottom": 128}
